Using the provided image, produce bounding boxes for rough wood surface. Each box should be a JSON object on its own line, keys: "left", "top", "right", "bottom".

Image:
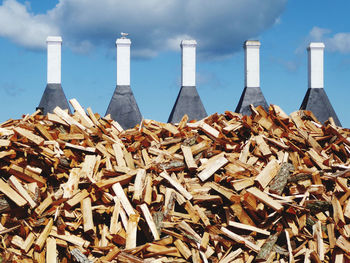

{"left": 0, "top": 101, "right": 349, "bottom": 262}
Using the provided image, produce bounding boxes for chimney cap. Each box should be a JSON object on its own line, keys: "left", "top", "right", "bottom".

{"left": 181, "top": 40, "right": 197, "bottom": 47}
{"left": 46, "top": 36, "right": 62, "bottom": 43}
{"left": 244, "top": 40, "right": 261, "bottom": 47}
{"left": 308, "top": 42, "right": 325, "bottom": 49}
{"left": 116, "top": 38, "right": 131, "bottom": 45}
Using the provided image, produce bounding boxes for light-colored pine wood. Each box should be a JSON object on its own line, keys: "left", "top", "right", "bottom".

{"left": 0, "top": 139, "right": 11, "bottom": 147}
{"left": 0, "top": 178, "right": 27, "bottom": 207}
{"left": 81, "top": 197, "right": 94, "bottom": 233}
{"left": 80, "top": 154, "right": 97, "bottom": 183}
{"left": 200, "top": 232, "right": 210, "bottom": 251}
{"left": 159, "top": 171, "right": 193, "bottom": 200}
{"left": 143, "top": 173, "right": 153, "bottom": 205}
{"left": 228, "top": 221, "right": 270, "bottom": 235}
{"left": 9, "top": 164, "right": 46, "bottom": 187}
{"left": 8, "top": 175, "right": 36, "bottom": 208}
{"left": 246, "top": 187, "right": 283, "bottom": 212}
{"left": 335, "top": 235, "right": 350, "bottom": 254}
{"left": 194, "top": 205, "right": 211, "bottom": 226}
{"left": 69, "top": 98, "right": 94, "bottom": 128}
{"left": 174, "top": 239, "right": 192, "bottom": 259}
{"left": 332, "top": 196, "right": 345, "bottom": 226}
{"left": 65, "top": 189, "right": 89, "bottom": 209}
{"left": 285, "top": 229, "right": 295, "bottom": 263}
{"left": 197, "top": 156, "right": 228, "bottom": 182}
{"left": 140, "top": 203, "right": 160, "bottom": 240}
{"left": 62, "top": 168, "right": 81, "bottom": 199}
{"left": 344, "top": 199, "right": 350, "bottom": 219}
{"left": 125, "top": 214, "right": 140, "bottom": 249}
{"left": 46, "top": 237, "right": 56, "bottom": 263}
{"left": 23, "top": 232, "right": 35, "bottom": 253}
{"left": 221, "top": 227, "right": 260, "bottom": 252}
{"left": 35, "top": 218, "right": 53, "bottom": 251}
{"left": 53, "top": 106, "right": 86, "bottom": 131}
{"left": 254, "top": 159, "right": 280, "bottom": 189}
{"left": 113, "top": 143, "right": 127, "bottom": 167}
{"left": 14, "top": 127, "right": 44, "bottom": 145}
{"left": 206, "top": 182, "right": 240, "bottom": 203}
{"left": 50, "top": 227, "right": 90, "bottom": 248}
{"left": 255, "top": 135, "right": 272, "bottom": 156}
{"left": 133, "top": 169, "right": 146, "bottom": 202}
{"left": 199, "top": 122, "right": 220, "bottom": 138}
{"left": 35, "top": 123, "right": 53, "bottom": 140}
{"left": 313, "top": 221, "right": 324, "bottom": 261}
{"left": 110, "top": 198, "right": 121, "bottom": 235}
{"left": 219, "top": 248, "right": 242, "bottom": 263}
{"left": 112, "top": 183, "right": 135, "bottom": 216}
{"left": 181, "top": 145, "right": 197, "bottom": 169}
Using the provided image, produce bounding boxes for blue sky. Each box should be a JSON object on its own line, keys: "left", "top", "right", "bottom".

{"left": 0, "top": 0, "right": 350, "bottom": 127}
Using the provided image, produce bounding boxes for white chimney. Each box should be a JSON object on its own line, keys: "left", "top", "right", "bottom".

{"left": 244, "top": 40, "right": 260, "bottom": 88}
{"left": 308, "top": 42, "right": 325, "bottom": 89}
{"left": 116, "top": 38, "right": 131, "bottom": 86}
{"left": 181, "top": 40, "right": 197, "bottom": 87}
{"left": 47, "top": 36, "right": 62, "bottom": 84}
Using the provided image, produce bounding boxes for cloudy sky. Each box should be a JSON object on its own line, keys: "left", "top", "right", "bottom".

{"left": 0, "top": 0, "right": 350, "bottom": 126}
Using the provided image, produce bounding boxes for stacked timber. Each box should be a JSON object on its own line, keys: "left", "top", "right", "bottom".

{"left": 0, "top": 99, "right": 349, "bottom": 262}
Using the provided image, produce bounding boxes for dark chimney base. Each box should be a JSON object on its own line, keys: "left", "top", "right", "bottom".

{"left": 38, "top": 83, "right": 71, "bottom": 115}
{"left": 106, "top": 85, "right": 142, "bottom": 130}
{"left": 168, "top": 86, "right": 207, "bottom": 123}
{"left": 235, "top": 86, "right": 268, "bottom": 116}
{"left": 300, "top": 87, "right": 341, "bottom": 126}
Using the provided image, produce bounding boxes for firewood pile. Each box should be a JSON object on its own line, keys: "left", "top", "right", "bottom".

{"left": 0, "top": 99, "right": 349, "bottom": 262}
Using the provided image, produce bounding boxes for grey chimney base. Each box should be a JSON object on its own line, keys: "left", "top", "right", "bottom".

{"left": 38, "top": 83, "right": 71, "bottom": 115}
{"left": 105, "top": 85, "right": 142, "bottom": 130}
{"left": 300, "top": 88, "right": 341, "bottom": 126}
{"left": 235, "top": 86, "right": 268, "bottom": 116}
{"left": 168, "top": 86, "right": 207, "bottom": 123}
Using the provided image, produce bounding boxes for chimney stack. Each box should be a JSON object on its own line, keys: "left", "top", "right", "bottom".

{"left": 235, "top": 40, "right": 268, "bottom": 116}
{"left": 116, "top": 38, "right": 131, "bottom": 86}
{"left": 245, "top": 40, "right": 260, "bottom": 88}
{"left": 106, "top": 35, "right": 142, "bottom": 129}
{"left": 181, "top": 40, "right": 197, "bottom": 87}
{"left": 308, "top": 42, "right": 324, "bottom": 89}
{"left": 47, "top": 36, "right": 62, "bottom": 84}
{"left": 300, "top": 42, "right": 341, "bottom": 125}
{"left": 38, "top": 36, "right": 70, "bottom": 114}
{"left": 168, "top": 40, "right": 207, "bottom": 123}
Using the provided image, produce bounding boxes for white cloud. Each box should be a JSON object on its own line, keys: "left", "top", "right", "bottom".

{"left": 0, "top": 0, "right": 58, "bottom": 49}
{"left": 0, "top": 0, "right": 287, "bottom": 58}
{"left": 326, "top": 33, "right": 350, "bottom": 54}
{"left": 299, "top": 26, "right": 350, "bottom": 54}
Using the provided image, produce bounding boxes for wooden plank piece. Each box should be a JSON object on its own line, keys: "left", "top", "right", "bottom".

{"left": 254, "top": 159, "right": 280, "bottom": 189}
{"left": 81, "top": 197, "right": 94, "bottom": 233}
{"left": 35, "top": 218, "right": 53, "bottom": 251}
{"left": 220, "top": 227, "right": 260, "bottom": 252}
{"left": 112, "top": 182, "right": 135, "bottom": 216}
{"left": 197, "top": 156, "right": 228, "bottom": 182}
{"left": 14, "top": 127, "right": 44, "bottom": 145}
{"left": 246, "top": 187, "right": 284, "bottom": 212}
{"left": 140, "top": 203, "right": 160, "bottom": 241}
{"left": 8, "top": 175, "right": 36, "bottom": 208}
{"left": 46, "top": 237, "right": 57, "bottom": 263}
{"left": 125, "top": 214, "right": 140, "bottom": 249}
{"left": 0, "top": 178, "right": 27, "bottom": 207}
{"left": 133, "top": 169, "right": 146, "bottom": 202}
{"left": 159, "top": 171, "right": 193, "bottom": 200}
{"left": 181, "top": 145, "right": 198, "bottom": 169}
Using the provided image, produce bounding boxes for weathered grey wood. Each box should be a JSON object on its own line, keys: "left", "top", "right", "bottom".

{"left": 256, "top": 232, "right": 280, "bottom": 261}
{"left": 269, "top": 163, "right": 294, "bottom": 195}
{"left": 70, "top": 248, "right": 92, "bottom": 263}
